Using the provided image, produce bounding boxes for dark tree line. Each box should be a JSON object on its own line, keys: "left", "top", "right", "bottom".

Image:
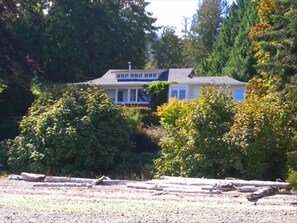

{"left": 9, "top": 0, "right": 156, "bottom": 82}
{"left": 0, "top": 0, "right": 157, "bottom": 140}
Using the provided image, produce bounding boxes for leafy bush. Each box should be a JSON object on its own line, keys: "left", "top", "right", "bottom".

{"left": 123, "top": 106, "right": 160, "bottom": 126}
{"left": 225, "top": 77, "right": 290, "bottom": 180}
{"left": 155, "top": 86, "right": 237, "bottom": 178}
{"left": 286, "top": 151, "right": 297, "bottom": 190}
{"left": 7, "top": 85, "right": 132, "bottom": 176}
{"left": 286, "top": 170, "right": 297, "bottom": 191}
{"left": 144, "top": 81, "right": 170, "bottom": 111}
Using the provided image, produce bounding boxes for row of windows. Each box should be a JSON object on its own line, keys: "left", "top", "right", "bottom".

{"left": 116, "top": 73, "right": 158, "bottom": 79}
{"left": 170, "top": 88, "right": 244, "bottom": 101}
{"left": 117, "top": 89, "right": 149, "bottom": 102}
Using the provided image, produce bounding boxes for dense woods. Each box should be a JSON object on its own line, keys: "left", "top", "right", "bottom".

{"left": 0, "top": 0, "right": 296, "bottom": 187}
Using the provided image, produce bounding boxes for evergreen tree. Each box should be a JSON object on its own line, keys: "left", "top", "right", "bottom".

{"left": 151, "top": 26, "right": 184, "bottom": 68}
{"left": 222, "top": 0, "right": 259, "bottom": 81}
{"left": 12, "top": 0, "right": 157, "bottom": 82}
{"left": 0, "top": 0, "right": 42, "bottom": 84}
{"left": 250, "top": 0, "right": 297, "bottom": 89}
{"left": 190, "top": 0, "right": 227, "bottom": 71}
{"left": 200, "top": 0, "right": 259, "bottom": 81}
{"left": 0, "top": 0, "right": 41, "bottom": 140}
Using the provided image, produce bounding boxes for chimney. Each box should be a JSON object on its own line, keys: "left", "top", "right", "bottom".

{"left": 128, "top": 61, "right": 131, "bottom": 70}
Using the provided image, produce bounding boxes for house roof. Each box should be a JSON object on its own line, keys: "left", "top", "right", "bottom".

{"left": 84, "top": 68, "right": 247, "bottom": 87}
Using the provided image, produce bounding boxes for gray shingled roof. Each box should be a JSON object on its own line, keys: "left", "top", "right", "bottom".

{"left": 185, "top": 76, "right": 246, "bottom": 85}
{"left": 84, "top": 68, "right": 246, "bottom": 86}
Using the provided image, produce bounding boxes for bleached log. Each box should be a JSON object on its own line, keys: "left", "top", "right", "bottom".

{"left": 214, "top": 183, "right": 236, "bottom": 191}
{"left": 45, "top": 176, "right": 95, "bottom": 184}
{"left": 100, "top": 180, "right": 128, "bottom": 185}
{"left": 158, "top": 176, "right": 290, "bottom": 188}
{"left": 126, "top": 182, "right": 225, "bottom": 194}
{"left": 246, "top": 187, "right": 274, "bottom": 201}
{"left": 126, "top": 182, "right": 163, "bottom": 190}
{"left": 33, "top": 182, "right": 92, "bottom": 188}
{"left": 238, "top": 186, "right": 259, "bottom": 192}
{"left": 45, "top": 176, "right": 127, "bottom": 185}
{"left": 163, "top": 187, "right": 222, "bottom": 194}
{"left": 8, "top": 174, "right": 24, "bottom": 181}
{"left": 92, "top": 175, "right": 106, "bottom": 185}
{"left": 21, "top": 172, "right": 46, "bottom": 182}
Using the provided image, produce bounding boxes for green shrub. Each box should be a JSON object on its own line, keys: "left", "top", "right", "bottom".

{"left": 225, "top": 78, "right": 290, "bottom": 180}
{"left": 123, "top": 106, "right": 160, "bottom": 126}
{"left": 286, "top": 151, "right": 297, "bottom": 190}
{"left": 144, "top": 81, "right": 170, "bottom": 111}
{"left": 155, "top": 86, "right": 237, "bottom": 178}
{"left": 286, "top": 170, "right": 297, "bottom": 191}
{"left": 7, "top": 85, "right": 132, "bottom": 176}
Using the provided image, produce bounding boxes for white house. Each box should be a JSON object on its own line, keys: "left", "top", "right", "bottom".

{"left": 82, "top": 68, "right": 246, "bottom": 106}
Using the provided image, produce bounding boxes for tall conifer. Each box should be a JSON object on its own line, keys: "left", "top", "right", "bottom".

{"left": 200, "top": 0, "right": 259, "bottom": 81}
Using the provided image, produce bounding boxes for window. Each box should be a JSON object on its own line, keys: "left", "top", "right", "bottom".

{"left": 137, "top": 89, "right": 149, "bottom": 102}
{"left": 171, "top": 88, "right": 186, "bottom": 100}
{"left": 233, "top": 88, "right": 244, "bottom": 101}
{"left": 179, "top": 89, "right": 186, "bottom": 99}
{"left": 171, "top": 90, "right": 178, "bottom": 98}
{"left": 130, "top": 89, "right": 136, "bottom": 102}
{"left": 117, "top": 91, "right": 124, "bottom": 102}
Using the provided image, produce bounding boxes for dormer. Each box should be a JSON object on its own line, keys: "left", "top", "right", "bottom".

{"left": 113, "top": 70, "right": 166, "bottom": 81}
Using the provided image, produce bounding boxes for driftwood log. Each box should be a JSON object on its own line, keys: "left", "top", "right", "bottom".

{"left": 163, "top": 187, "right": 222, "bottom": 194}
{"left": 127, "top": 182, "right": 222, "bottom": 194}
{"left": 92, "top": 175, "right": 107, "bottom": 185}
{"left": 45, "top": 176, "right": 95, "bottom": 184}
{"left": 21, "top": 172, "right": 46, "bottom": 182}
{"left": 127, "top": 182, "right": 163, "bottom": 190}
{"left": 157, "top": 176, "right": 290, "bottom": 188}
{"left": 8, "top": 174, "right": 24, "bottom": 181}
{"left": 237, "top": 186, "right": 259, "bottom": 193}
{"left": 246, "top": 187, "right": 275, "bottom": 201}
{"left": 8, "top": 173, "right": 127, "bottom": 187}
{"left": 33, "top": 182, "right": 92, "bottom": 188}
{"left": 127, "top": 176, "right": 292, "bottom": 201}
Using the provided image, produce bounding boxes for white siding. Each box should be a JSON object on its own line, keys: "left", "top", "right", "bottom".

{"left": 104, "top": 89, "right": 116, "bottom": 101}
{"left": 190, "top": 85, "right": 200, "bottom": 99}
